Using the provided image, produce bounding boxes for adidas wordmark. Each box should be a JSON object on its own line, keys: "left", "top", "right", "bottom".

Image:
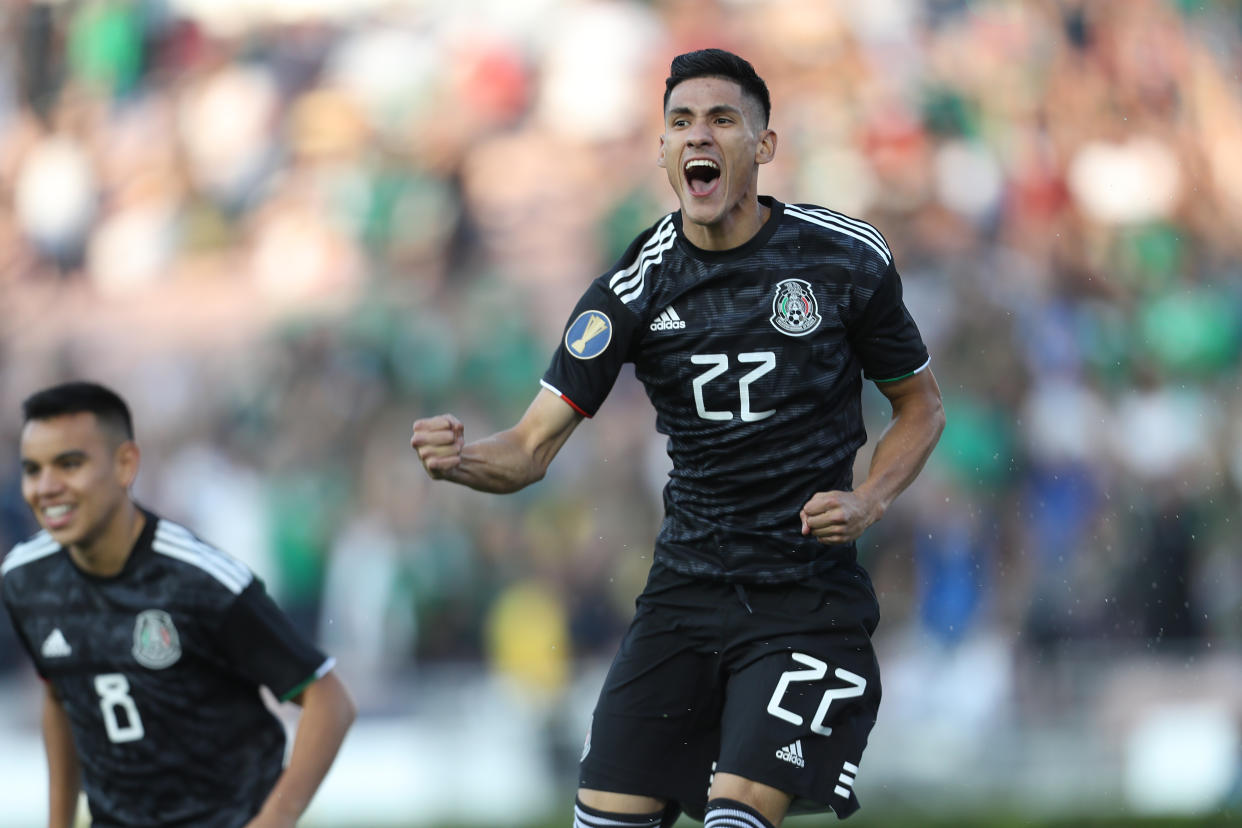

{"left": 649, "top": 306, "right": 686, "bottom": 331}
{"left": 776, "top": 740, "right": 805, "bottom": 768}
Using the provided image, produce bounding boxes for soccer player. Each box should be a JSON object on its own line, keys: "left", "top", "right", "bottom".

{"left": 411, "top": 49, "right": 945, "bottom": 828}
{"left": 2, "top": 381, "right": 356, "bottom": 828}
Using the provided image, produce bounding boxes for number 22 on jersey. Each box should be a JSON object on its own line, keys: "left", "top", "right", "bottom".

{"left": 690, "top": 351, "right": 776, "bottom": 422}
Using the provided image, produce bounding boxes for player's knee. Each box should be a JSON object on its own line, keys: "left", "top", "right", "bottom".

{"left": 573, "top": 794, "right": 666, "bottom": 827}
{"left": 707, "top": 772, "right": 790, "bottom": 824}
{"left": 705, "top": 797, "right": 778, "bottom": 828}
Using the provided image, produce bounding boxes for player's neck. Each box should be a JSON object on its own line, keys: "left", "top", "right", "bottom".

{"left": 68, "top": 502, "right": 145, "bottom": 577}
{"left": 682, "top": 197, "right": 770, "bottom": 252}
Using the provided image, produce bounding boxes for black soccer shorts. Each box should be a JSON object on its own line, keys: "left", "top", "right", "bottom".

{"left": 578, "top": 559, "right": 882, "bottom": 821}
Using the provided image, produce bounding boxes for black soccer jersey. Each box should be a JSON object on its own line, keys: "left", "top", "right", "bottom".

{"left": 543, "top": 197, "right": 929, "bottom": 583}
{"left": 0, "top": 509, "right": 333, "bottom": 828}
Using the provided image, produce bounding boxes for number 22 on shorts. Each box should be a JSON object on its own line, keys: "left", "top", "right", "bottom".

{"left": 766, "top": 653, "right": 866, "bottom": 736}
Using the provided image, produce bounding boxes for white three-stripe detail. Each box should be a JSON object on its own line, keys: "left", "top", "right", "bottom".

{"left": 796, "top": 204, "right": 888, "bottom": 254}
{"left": 1, "top": 532, "right": 59, "bottom": 575}
{"left": 152, "top": 520, "right": 252, "bottom": 595}
{"left": 835, "top": 760, "right": 859, "bottom": 798}
{"left": 785, "top": 204, "right": 891, "bottom": 265}
{"left": 609, "top": 216, "right": 676, "bottom": 304}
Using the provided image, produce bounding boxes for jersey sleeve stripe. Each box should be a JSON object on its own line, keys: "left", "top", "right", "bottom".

{"left": 156, "top": 529, "right": 252, "bottom": 589}
{"left": 786, "top": 204, "right": 892, "bottom": 265}
{"left": 609, "top": 225, "right": 674, "bottom": 301}
{"left": 609, "top": 216, "right": 676, "bottom": 304}
{"left": 278, "top": 656, "right": 338, "bottom": 702}
{"left": 156, "top": 521, "right": 252, "bottom": 584}
{"left": 153, "top": 521, "right": 253, "bottom": 594}
{"left": 607, "top": 219, "right": 671, "bottom": 295}
{"left": 871, "top": 357, "right": 931, "bottom": 382}
{"left": 796, "top": 204, "right": 890, "bottom": 254}
{"left": 540, "top": 379, "right": 592, "bottom": 418}
{"left": 1, "top": 532, "right": 59, "bottom": 575}
{"left": 608, "top": 215, "right": 674, "bottom": 291}
{"left": 617, "top": 236, "right": 675, "bottom": 303}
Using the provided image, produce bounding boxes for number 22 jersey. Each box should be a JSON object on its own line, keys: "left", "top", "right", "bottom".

{"left": 542, "top": 197, "right": 930, "bottom": 584}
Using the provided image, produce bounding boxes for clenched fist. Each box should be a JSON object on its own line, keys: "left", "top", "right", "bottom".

{"left": 410, "top": 414, "right": 465, "bottom": 479}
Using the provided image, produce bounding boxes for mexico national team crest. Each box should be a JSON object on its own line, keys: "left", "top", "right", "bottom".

{"left": 132, "top": 609, "right": 181, "bottom": 669}
{"left": 770, "top": 278, "right": 821, "bottom": 337}
{"left": 565, "top": 310, "right": 612, "bottom": 359}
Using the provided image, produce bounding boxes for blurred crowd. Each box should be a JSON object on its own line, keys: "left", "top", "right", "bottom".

{"left": 1, "top": 0, "right": 1241, "bottom": 719}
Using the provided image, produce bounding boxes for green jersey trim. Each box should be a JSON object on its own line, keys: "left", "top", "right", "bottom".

{"left": 278, "top": 657, "right": 336, "bottom": 702}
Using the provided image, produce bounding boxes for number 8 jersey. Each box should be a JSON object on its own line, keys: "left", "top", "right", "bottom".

{"left": 542, "top": 197, "right": 930, "bottom": 584}
{"left": 1, "top": 509, "right": 333, "bottom": 828}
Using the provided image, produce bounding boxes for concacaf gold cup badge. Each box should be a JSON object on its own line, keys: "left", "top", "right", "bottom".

{"left": 565, "top": 310, "right": 612, "bottom": 359}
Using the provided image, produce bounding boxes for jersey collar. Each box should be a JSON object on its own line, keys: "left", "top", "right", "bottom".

{"left": 671, "top": 196, "right": 784, "bottom": 263}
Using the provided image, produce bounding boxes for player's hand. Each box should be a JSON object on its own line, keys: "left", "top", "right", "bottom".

{"left": 410, "top": 414, "right": 465, "bottom": 479}
{"left": 799, "top": 489, "right": 881, "bottom": 546}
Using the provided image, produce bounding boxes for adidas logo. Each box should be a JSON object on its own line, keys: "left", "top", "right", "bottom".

{"left": 649, "top": 306, "right": 686, "bottom": 331}
{"left": 41, "top": 629, "right": 72, "bottom": 658}
{"left": 775, "top": 740, "right": 805, "bottom": 768}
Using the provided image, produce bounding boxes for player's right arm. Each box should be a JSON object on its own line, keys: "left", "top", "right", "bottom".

{"left": 42, "top": 683, "right": 80, "bottom": 828}
{"left": 411, "top": 388, "right": 583, "bottom": 494}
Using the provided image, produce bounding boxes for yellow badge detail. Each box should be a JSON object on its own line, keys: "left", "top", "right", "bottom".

{"left": 565, "top": 311, "right": 613, "bottom": 359}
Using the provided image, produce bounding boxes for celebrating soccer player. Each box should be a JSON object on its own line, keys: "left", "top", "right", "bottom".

{"left": 412, "top": 49, "right": 944, "bottom": 828}
{"left": 3, "top": 381, "right": 356, "bottom": 828}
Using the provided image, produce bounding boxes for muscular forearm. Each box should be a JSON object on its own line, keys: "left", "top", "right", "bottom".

{"left": 42, "top": 688, "right": 80, "bottom": 828}
{"left": 413, "top": 391, "right": 583, "bottom": 494}
{"left": 444, "top": 428, "right": 556, "bottom": 493}
{"left": 801, "top": 371, "right": 944, "bottom": 546}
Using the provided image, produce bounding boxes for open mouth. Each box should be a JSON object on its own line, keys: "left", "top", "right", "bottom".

{"left": 684, "top": 158, "right": 721, "bottom": 196}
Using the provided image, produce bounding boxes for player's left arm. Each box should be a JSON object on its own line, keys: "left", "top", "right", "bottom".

{"left": 243, "top": 669, "right": 356, "bottom": 828}
{"left": 801, "top": 369, "right": 945, "bottom": 545}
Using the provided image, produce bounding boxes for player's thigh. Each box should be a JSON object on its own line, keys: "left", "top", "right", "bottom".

{"left": 576, "top": 788, "right": 665, "bottom": 815}
{"left": 708, "top": 771, "right": 792, "bottom": 826}
{"left": 579, "top": 597, "right": 724, "bottom": 807}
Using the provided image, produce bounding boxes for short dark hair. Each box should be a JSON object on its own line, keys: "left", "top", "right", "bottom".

{"left": 22, "top": 381, "right": 134, "bottom": 442}
{"left": 664, "top": 49, "right": 771, "bottom": 127}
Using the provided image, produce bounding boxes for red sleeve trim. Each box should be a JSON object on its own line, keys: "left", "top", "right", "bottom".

{"left": 539, "top": 380, "right": 593, "bottom": 418}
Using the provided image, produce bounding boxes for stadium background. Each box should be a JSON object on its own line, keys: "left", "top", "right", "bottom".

{"left": 1, "top": 0, "right": 1241, "bottom": 825}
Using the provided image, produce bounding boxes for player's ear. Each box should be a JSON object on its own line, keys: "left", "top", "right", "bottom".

{"left": 657, "top": 134, "right": 667, "bottom": 168}
{"left": 114, "top": 440, "right": 141, "bottom": 489}
{"left": 756, "top": 128, "right": 777, "bottom": 165}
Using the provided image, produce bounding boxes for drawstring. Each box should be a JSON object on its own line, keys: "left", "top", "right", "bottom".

{"left": 734, "top": 583, "right": 753, "bottom": 614}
